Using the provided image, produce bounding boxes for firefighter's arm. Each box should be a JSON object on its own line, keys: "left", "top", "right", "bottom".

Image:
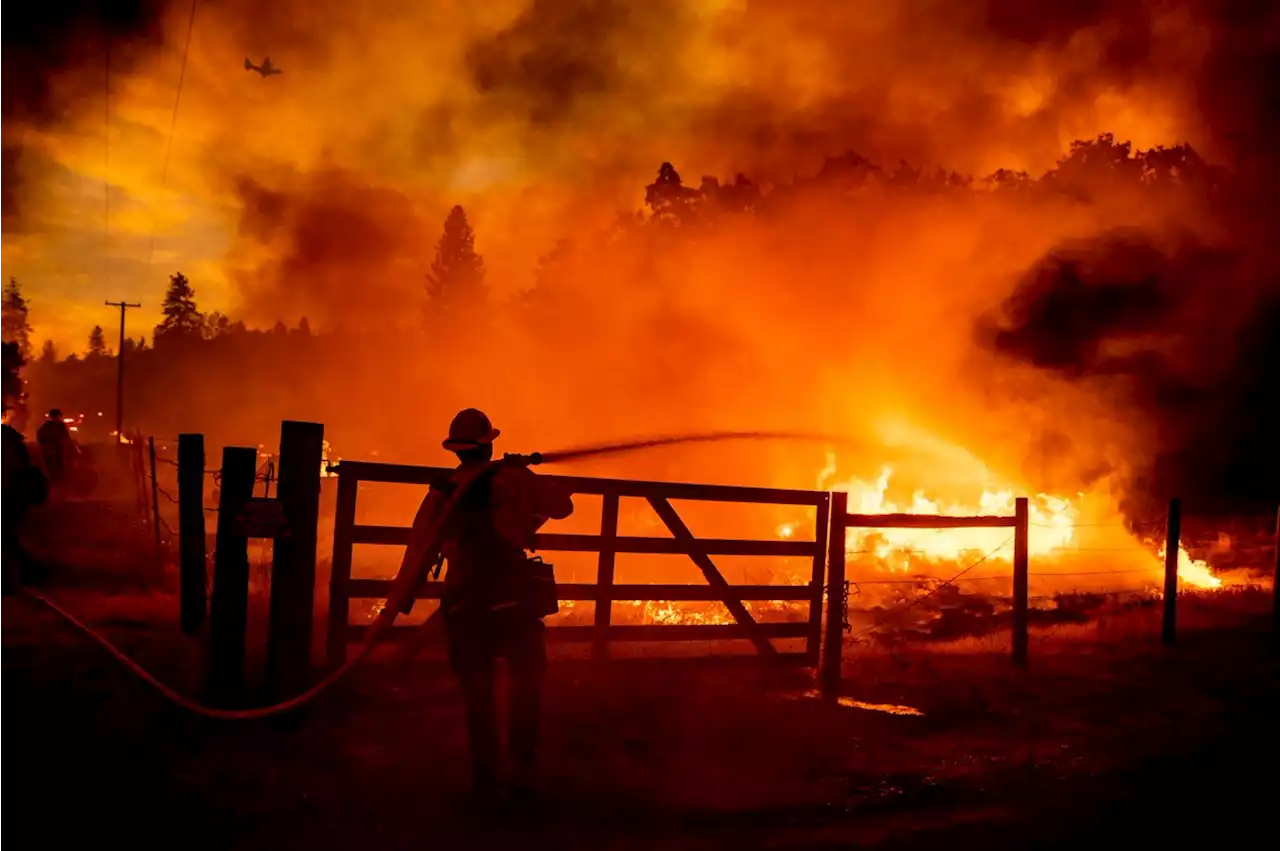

{"left": 536, "top": 475, "right": 574, "bottom": 521}
{"left": 504, "top": 466, "right": 574, "bottom": 521}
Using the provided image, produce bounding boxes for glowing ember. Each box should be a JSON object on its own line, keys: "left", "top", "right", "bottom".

{"left": 626, "top": 600, "right": 730, "bottom": 626}
{"left": 834, "top": 698, "right": 925, "bottom": 716}
{"left": 320, "top": 440, "right": 338, "bottom": 478}
{"left": 792, "top": 691, "right": 925, "bottom": 716}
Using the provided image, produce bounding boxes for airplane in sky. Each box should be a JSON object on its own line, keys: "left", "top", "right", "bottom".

{"left": 244, "top": 56, "right": 282, "bottom": 78}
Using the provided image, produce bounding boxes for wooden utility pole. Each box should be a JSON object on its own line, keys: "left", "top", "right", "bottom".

{"left": 266, "top": 421, "right": 324, "bottom": 697}
{"left": 1162, "top": 498, "right": 1182, "bottom": 647}
{"left": 104, "top": 300, "right": 141, "bottom": 443}
{"left": 178, "top": 434, "right": 207, "bottom": 635}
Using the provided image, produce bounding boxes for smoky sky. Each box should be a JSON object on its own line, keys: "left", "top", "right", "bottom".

{"left": 4, "top": 0, "right": 1280, "bottom": 237}
{"left": 1, "top": 1, "right": 165, "bottom": 229}
{"left": 5, "top": 0, "right": 1280, "bottom": 521}
{"left": 986, "top": 230, "right": 1280, "bottom": 519}
{"left": 1, "top": 1, "right": 165, "bottom": 126}
{"left": 465, "top": 0, "right": 639, "bottom": 127}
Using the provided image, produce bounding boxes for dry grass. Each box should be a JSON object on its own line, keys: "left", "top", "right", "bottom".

{"left": 6, "top": 503, "right": 1277, "bottom": 849}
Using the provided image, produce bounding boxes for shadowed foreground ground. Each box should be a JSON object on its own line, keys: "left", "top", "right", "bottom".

{"left": 3, "top": 583, "right": 1278, "bottom": 850}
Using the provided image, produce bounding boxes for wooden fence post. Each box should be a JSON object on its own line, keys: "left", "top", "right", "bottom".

{"left": 209, "top": 446, "right": 257, "bottom": 701}
{"left": 1012, "top": 496, "right": 1029, "bottom": 668}
{"left": 592, "top": 493, "right": 619, "bottom": 660}
{"left": 177, "top": 434, "right": 207, "bottom": 635}
{"left": 267, "top": 421, "right": 325, "bottom": 697}
{"left": 821, "top": 491, "right": 848, "bottom": 701}
{"left": 806, "top": 493, "right": 830, "bottom": 668}
{"left": 1163, "top": 498, "right": 1181, "bottom": 647}
{"left": 325, "top": 469, "right": 359, "bottom": 670}
{"left": 1271, "top": 505, "right": 1280, "bottom": 638}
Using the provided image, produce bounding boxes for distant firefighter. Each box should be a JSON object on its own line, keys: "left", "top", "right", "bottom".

{"left": 2, "top": 403, "right": 48, "bottom": 591}
{"left": 36, "top": 409, "right": 76, "bottom": 486}
{"left": 398, "top": 408, "right": 573, "bottom": 807}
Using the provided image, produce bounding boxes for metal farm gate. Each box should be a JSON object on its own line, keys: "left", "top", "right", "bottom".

{"left": 325, "top": 461, "right": 830, "bottom": 667}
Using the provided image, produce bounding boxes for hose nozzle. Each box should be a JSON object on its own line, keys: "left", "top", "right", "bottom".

{"left": 503, "top": 452, "right": 544, "bottom": 467}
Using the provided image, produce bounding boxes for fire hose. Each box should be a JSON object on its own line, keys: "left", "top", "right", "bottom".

{"left": 21, "top": 430, "right": 853, "bottom": 721}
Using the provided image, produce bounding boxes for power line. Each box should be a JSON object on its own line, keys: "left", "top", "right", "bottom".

{"left": 104, "top": 37, "right": 111, "bottom": 301}
{"left": 145, "top": 0, "right": 201, "bottom": 280}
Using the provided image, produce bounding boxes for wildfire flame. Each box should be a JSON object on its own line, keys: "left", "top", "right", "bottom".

{"left": 805, "top": 448, "right": 1221, "bottom": 591}
{"left": 320, "top": 440, "right": 338, "bottom": 478}
{"left": 636, "top": 432, "right": 1223, "bottom": 630}
{"left": 1160, "top": 546, "right": 1222, "bottom": 590}
{"left": 829, "top": 462, "right": 1077, "bottom": 564}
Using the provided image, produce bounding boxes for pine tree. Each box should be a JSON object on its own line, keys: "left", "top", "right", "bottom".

{"left": 87, "top": 325, "right": 109, "bottom": 357}
{"left": 2, "top": 278, "right": 33, "bottom": 361}
{"left": 39, "top": 340, "right": 57, "bottom": 364}
{"left": 425, "top": 205, "right": 487, "bottom": 323}
{"left": 155, "top": 272, "right": 205, "bottom": 341}
{"left": 2, "top": 341, "right": 24, "bottom": 410}
{"left": 296, "top": 316, "right": 312, "bottom": 336}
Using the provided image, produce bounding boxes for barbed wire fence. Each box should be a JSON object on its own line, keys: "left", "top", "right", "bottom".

{"left": 830, "top": 506, "right": 1278, "bottom": 648}
{"left": 147, "top": 442, "right": 278, "bottom": 596}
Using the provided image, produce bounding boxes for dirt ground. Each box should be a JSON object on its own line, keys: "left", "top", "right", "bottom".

{"left": 4, "top": 574, "right": 1278, "bottom": 850}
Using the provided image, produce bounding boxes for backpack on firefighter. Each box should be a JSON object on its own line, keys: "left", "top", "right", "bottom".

{"left": 399, "top": 466, "right": 558, "bottom": 619}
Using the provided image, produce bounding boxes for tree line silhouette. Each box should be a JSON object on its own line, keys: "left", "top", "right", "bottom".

{"left": 0, "top": 132, "right": 1223, "bottom": 441}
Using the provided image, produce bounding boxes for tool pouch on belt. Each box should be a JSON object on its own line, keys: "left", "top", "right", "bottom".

{"left": 523, "top": 555, "right": 559, "bottom": 618}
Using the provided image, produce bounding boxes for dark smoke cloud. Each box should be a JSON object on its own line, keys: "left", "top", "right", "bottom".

{"left": 229, "top": 168, "right": 429, "bottom": 329}
{"left": 1, "top": 0, "right": 165, "bottom": 125}
{"left": 977, "top": 1, "right": 1280, "bottom": 523}
{"left": 985, "top": 230, "right": 1280, "bottom": 519}
{"left": 465, "top": 0, "right": 661, "bottom": 127}
{"left": 984, "top": 0, "right": 1147, "bottom": 47}
{"left": 989, "top": 233, "right": 1200, "bottom": 374}
{"left": 1, "top": 1, "right": 165, "bottom": 230}
{"left": 1191, "top": 0, "right": 1280, "bottom": 172}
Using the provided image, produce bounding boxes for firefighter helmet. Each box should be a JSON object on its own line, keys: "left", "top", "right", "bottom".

{"left": 442, "top": 408, "right": 500, "bottom": 451}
